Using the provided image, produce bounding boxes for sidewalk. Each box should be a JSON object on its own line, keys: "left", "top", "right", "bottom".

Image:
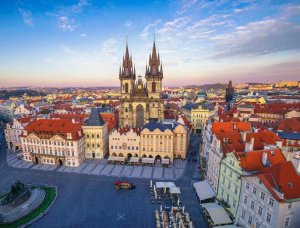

{"left": 6, "top": 151, "right": 187, "bottom": 180}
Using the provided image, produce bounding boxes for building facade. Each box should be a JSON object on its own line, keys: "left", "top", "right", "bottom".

{"left": 118, "top": 41, "right": 164, "bottom": 128}
{"left": 183, "top": 102, "right": 215, "bottom": 134}
{"left": 109, "top": 128, "right": 141, "bottom": 158}
{"left": 21, "top": 119, "right": 84, "bottom": 167}
{"left": 82, "top": 108, "right": 109, "bottom": 160}
{"left": 236, "top": 161, "right": 300, "bottom": 228}
{"left": 140, "top": 120, "right": 188, "bottom": 162}
{"left": 5, "top": 117, "right": 36, "bottom": 151}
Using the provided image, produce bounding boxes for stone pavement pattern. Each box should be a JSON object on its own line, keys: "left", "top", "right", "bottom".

{"left": 6, "top": 152, "right": 187, "bottom": 180}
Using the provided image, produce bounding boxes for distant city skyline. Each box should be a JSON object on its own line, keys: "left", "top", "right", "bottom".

{"left": 0, "top": 0, "right": 300, "bottom": 87}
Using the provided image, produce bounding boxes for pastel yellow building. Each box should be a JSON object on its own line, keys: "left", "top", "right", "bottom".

{"left": 140, "top": 120, "right": 188, "bottom": 162}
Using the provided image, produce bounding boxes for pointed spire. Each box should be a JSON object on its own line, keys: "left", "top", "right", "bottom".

{"left": 160, "top": 61, "right": 163, "bottom": 74}
{"left": 120, "top": 37, "right": 135, "bottom": 78}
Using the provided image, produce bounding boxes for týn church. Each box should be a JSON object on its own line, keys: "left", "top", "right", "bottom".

{"left": 118, "top": 40, "right": 164, "bottom": 128}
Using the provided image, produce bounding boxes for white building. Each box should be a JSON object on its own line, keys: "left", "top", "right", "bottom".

{"left": 204, "top": 121, "right": 251, "bottom": 193}
{"left": 21, "top": 119, "right": 84, "bottom": 167}
{"left": 5, "top": 117, "right": 36, "bottom": 151}
{"left": 13, "top": 104, "right": 32, "bottom": 116}
{"left": 236, "top": 161, "right": 300, "bottom": 228}
{"left": 109, "top": 128, "right": 141, "bottom": 158}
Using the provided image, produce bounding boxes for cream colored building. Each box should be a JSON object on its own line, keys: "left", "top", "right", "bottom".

{"left": 140, "top": 120, "right": 188, "bottom": 161}
{"left": 183, "top": 102, "right": 215, "bottom": 134}
{"left": 5, "top": 117, "right": 35, "bottom": 151}
{"left": 109, "top": 128, "right": 141, "bottom": 158}
{"left": 21, "top": 119, "right": 84, "bottom": 167}
{"left": 82, "top": 108, "right": 109, "bottom": 160}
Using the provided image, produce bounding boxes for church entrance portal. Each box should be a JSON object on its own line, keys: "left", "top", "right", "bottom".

{"left": 136, "top": 104, "right": 144, "bottom": 128}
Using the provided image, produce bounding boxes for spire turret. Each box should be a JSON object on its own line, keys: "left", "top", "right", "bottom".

{"left": 146, "top": 38, "right": 163, "bottom": 78}
{"left": 120, "top": 39, "right": 136, "bottom": 79}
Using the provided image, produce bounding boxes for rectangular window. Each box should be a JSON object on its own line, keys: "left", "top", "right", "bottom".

{"left": 242, "top": 210, "right": 245, "bottom": 219}
{"left": 285, "top": 218, "right": 290, "bottom": 227}
{"left": 260, "top": 192, "right": 265, "bottom": 200}
{"left": 255, "top": 223, "right": 260, "bottom": 228}
{"left": 266, "top": 213, "right": 271, "bottom": 223}
{"left": 244, "top": 195, "right": 247, "bottom": 204}
{"left": 246, "top": 182, "right": 249, "bottom": 190}
{"left": 248, "top": 216, "right": 252, "bottom": 225}
{"left": 250, "top": 201, "right": 255, "bottom": 210}
{"left": 288, "top": 203, "right": 292, "bottom": 209}
{"left": 269, "top": 198, "right": 274, "bottom": 207}
{"left": 258, "top": 206, "right": 262, "bottom": 216}
{"left": 253, "top": 187, "right": 257, "bottom": 195}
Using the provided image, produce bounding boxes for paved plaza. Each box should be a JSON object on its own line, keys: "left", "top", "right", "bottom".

{"left": 0, "top": 131, "right": 208, "bottom": 228}
{"left": 6, "top": 152, "right": 187, "bottom": 180}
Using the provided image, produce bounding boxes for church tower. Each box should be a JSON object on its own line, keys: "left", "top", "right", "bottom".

{"left": 145, "top": 40, "right": 164, "bottom": 121}
{"left": 119, "top": 42, "right": 136, "bottom": 99}
{"left": 119, "top": 42, "right": 136, "bottom": 127}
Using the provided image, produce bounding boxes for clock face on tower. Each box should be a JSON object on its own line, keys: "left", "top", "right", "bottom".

{"left": 138, "top": 84, "right": 142, "bottom": 90}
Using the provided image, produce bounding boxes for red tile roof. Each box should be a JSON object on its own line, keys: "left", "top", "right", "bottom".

{"left": 100, "top": 113, "right": 117, "bottom": 132}
{"left": 276, "top": 118, "right": 300, "bottom": 133}
{"left": 217, "top": 132, "right": 245, "bottom": 154}
{"left": 50, "top": 113, "right": 88, "bottom": 124}
{"left": 212, "top": 122, "right": 251, "bottom": 134}
{"left": 236, "top": 149, "right": 286, "bottom": 172}
{"left": 23, "top": 119, "right": 83, "bottom": 140}
{"left": 245, "top": 131, "right": 282, "bottom": 150}
{"left": 257, "top": 161, "right": 300, "bottom": 202}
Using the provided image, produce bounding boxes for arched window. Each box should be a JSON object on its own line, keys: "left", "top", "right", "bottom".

{"left": 125, "top": 83, "right": 129, "bottom": 93}
{"left": 152, "top": 82, "right": 156, "bottom": 93}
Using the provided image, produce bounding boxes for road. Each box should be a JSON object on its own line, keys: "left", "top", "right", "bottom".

{"left": 0, "top": 128, "right": 208, "bottom": 228}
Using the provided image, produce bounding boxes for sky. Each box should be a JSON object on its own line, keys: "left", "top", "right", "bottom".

{"left": 0, "top": 0, "right": 300, "bottom": 87}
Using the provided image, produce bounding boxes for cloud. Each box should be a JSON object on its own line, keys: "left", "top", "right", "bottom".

{"left": 101, "top": 38, "right": 117, "bottom": 55}
{"left": 58, "top": 16, "right": 77, "bottom": 31}
{"left": 61, "top": 44, "right": 78, "bottom": 55}
{"left": 124, "top": 20, "right": 132, "bottom": 27}
{"left": 211, "top": 19, "right": 300, "bottom": 58}
{"left": 80, "top": 33, "right": 87, "bottom": 37}
{"left": 140, "top": 20, "right": 162, "bottom": 39}
{"left": 69, "top": 0, "right": 89, "bottom": 13}
{"left": 18, "top": 8, "right": 33, "bottom": 26}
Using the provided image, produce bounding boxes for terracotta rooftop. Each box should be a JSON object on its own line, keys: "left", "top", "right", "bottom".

{"left": 24, "top": 119, "right": 83, "bottom": 140}
{"left": 217, "top": 132, "right": 245, "bottom": 154}
{"left": 245, "top": 131, "right": 282, "bottom": 150}
{"left": 100, "top": 113, "right": 117, "bottom": 132}
{"left": 236, "top": 148, "right": 286, "bottom": 172}
{"left": 276, "top": 118, "right": 300, "bottom": 133}
{"left": 257, "top": 161, "right": 300, "bottom": 202}
{"left": 212, "top": 121, "right": 251, "bottom": 134}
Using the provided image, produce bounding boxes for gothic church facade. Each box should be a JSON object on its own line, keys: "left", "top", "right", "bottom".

{"left": 118, "top": 41, "right": 164, "bottom": 128}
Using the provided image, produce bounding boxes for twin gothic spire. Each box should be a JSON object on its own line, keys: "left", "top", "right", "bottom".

{"left": 119, "top": 38, "right": 163, "bottom": 79}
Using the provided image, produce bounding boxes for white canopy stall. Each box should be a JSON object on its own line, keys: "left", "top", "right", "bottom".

{"left": 129, "top": 157, "right": 140, "bottom": 163}
{"left": 170, "top": 186, "right": 181, "bottom": 194}
{"left": 161, "top": 158, "right": 170, "bottom": 165}
{"left": 201, "top": 203, "right": 232, "bottom": 226}
{"left": 108, "top": 156, "right": 126, "bottom": 162}
{"left": 142, "top": 158, "right": 155, "bottom": 164}
{"left": 193, "top": 180, "right": 215, "bottom": 202}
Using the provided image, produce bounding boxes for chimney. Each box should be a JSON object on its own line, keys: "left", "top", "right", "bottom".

{"left": 233, "top": 123, "right": 236, "bottom": 130}
{"left": 72, "top": 118, "right": 75, "bottom": 124}
{"left": 262, "top": 152, "right": 268, "bottom": 166}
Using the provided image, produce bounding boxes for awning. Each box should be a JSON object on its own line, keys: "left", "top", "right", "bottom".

{"left": 156, "top": 182, "right": 176, "bottom": 189}
{"left": 201, "top": 203, "right": 232, "bottom": 226}
{"left": 170, "top": 186, "right": 181, "bottom": 194}
{"left": 129, "top": 157, "right": 140, "bottom": 163}
{"left": 142, "top": 158, "right": 155, "bottom": 164}
{"left": 193, "top": 180, "right": 215, "bottom": 201}
{"left": 108, "top": 156, "right": 126, "bottom": 162}
{"left": 162, "top": 159, "right": 170, "bottom": 164}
